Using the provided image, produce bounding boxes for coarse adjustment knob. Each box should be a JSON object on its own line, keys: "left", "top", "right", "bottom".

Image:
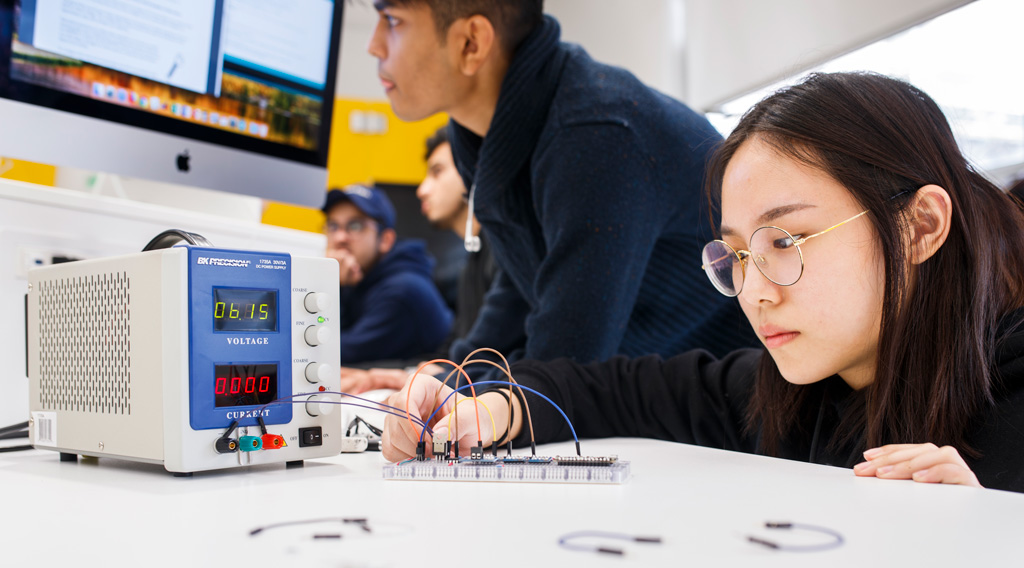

{"left": 303, "top": 292, "right": 328, "bottom": 314}
{"left": 304, "top": 362, "right": 333, "bottom": 383}
{"left": 304, "top": 325, "right": 330, "bottom": 346}
{"left": 305, "top": 394, "right": 334, "bottom": 417}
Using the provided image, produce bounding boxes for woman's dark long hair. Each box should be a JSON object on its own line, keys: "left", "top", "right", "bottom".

{"left": 706, "top": 72, "right": 1024, "bottom": 455}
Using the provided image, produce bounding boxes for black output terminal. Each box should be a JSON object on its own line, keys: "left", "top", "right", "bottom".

{"left": 215, "top": 437, "right": 238, "bottom": 454}
{"left": 470, "top": 442, "right": 483, "bottom": 460}
{"left": 215, "top": 420, "right": 240, "bottom": 454}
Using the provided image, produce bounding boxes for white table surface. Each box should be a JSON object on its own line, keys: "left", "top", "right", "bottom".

{"left": 1, "top": 437, "right": 1022, "bottom": 567}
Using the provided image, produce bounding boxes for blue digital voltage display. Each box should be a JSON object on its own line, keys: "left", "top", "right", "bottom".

{"left": 188, "top": 248, "right": 292, "bottom": 430}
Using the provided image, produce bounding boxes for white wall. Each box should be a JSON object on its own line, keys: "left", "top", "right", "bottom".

{"left": 337, "top": 0, "right": 983, "bottom": 113}
{"left": 685, "top": 0, "right": 971, "bottom": 111}
{"left": 547, "top": 0, "right": 686, "bottom": 100}
{"left": 334, "top": 0, "right": 688, "bottom": 101}
{"left": 336, "top": 0, "right": 381, "bottom": 100}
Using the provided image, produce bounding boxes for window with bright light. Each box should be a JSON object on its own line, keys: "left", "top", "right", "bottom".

{"left": 706, "top": 0, "right": 1024, "bottom": 185}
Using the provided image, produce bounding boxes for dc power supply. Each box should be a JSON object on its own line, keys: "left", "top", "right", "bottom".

{"left": 26, "top": 246, "right": 342, "bottom": 474}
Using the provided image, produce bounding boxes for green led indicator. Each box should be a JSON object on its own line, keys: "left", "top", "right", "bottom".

{"left": 317, "top": 316, "right": 325, "bottom": 323}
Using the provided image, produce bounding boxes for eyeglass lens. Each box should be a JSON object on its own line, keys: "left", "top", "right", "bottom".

{"left": 327, "top": 220, "right": 370, "bottom": 234}
{"left": 702, "top": 227, "right": 804, "bottom": 296}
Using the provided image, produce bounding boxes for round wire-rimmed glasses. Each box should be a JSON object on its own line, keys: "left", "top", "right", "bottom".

{"left": 701, "top": 210, "right": 869, "bottom": 297}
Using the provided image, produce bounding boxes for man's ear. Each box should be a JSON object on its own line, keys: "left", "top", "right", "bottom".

{"left": 906, "top": 184, "right": 952, "bottom": 265}
{"left": 378, "top": 228, "right": 397, "bottom": 256}
{"left": 448, "top": 14, "right": 498, "bottom": 76}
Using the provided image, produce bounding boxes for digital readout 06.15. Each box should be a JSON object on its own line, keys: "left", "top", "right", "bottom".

{"left": 214, "top": 364, "right": 278, "bottom": 407}
{"left": 213, "top": 288, "right": 278, "bottom": 332}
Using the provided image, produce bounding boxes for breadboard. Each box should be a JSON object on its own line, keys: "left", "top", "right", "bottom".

{"left": 382, "top": 456, "right": 630, "bottom": 484}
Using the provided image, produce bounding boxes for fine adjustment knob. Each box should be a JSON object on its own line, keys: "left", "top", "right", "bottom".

{"left": 303, "top": 292, "right": 328, "bottom": 314}
{"left": 304, "top": 325, "right": 330, "bottom": 346}
{"left": 304, "top": 362, "right": 333, "bottom": 384}
{"left": 305, "top": 394, "right": 334, "bottom": 417}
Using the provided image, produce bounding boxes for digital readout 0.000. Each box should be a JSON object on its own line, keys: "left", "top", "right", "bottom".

{"left": 214, "top": 364, "right": 278, "bottom": 407}
{"left": 213, "top": 288, "right": 278, "bottom": 332}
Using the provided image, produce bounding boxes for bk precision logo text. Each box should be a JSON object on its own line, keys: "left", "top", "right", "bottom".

{"left": 197, "top": 257, "right": 251, "bottom": 268}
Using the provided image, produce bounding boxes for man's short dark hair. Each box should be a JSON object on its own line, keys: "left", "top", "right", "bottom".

{"left": 388, "top": 0, "right": 543, "bottom": 54}
{"left": 424, "top": 125, "right": 449, "bottom": 161}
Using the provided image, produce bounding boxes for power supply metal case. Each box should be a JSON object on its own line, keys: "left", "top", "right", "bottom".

{"left": 26, "top": 246, "right": 342, "bottom": 474}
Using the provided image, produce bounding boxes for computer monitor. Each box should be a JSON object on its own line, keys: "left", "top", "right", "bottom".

{"left": 0, "top": 0, "right": 343, "bottom": 207}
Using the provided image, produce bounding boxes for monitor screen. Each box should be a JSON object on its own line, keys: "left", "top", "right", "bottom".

{"left": 0, "top": 0, "right": 343, "bottom": 207}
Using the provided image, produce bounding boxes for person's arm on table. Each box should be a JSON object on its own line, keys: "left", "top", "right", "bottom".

{"left": 381, "top": 348, "right": 761, "bottom": 460}
{"left": 854, "top": 444, "right": 983, "bottom": 488}
{"left": 339, "top": 363, "right": 448, "bottom": 395}
{"left": 339, "top": 367, "right": 407, "bottom": 395}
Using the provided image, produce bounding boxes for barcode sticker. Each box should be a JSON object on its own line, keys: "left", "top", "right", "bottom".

{"left": 32, "top": 412, "right": 57, "bottom": 447}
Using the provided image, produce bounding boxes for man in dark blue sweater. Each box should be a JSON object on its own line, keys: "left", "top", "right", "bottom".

{"left": 324, "top": 185, "right": 453, "bottom": 364}
{"left": 368, "top": 1, "right": 756, "bottom": 373}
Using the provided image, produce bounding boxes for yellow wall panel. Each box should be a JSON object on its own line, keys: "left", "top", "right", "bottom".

{"left": 327, "top": 99, "right": 448, "bottom": 188}
{"left": 0, "top": 158, "right": 57, "bottom": 186}
{"left": 261, "top": 201, "right": 327, "bottom": 234}
{"left": 262, "top": 97, "right": 447, "bottom": 233}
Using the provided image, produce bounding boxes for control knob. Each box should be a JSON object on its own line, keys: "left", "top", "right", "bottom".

{"left": 304, "top": 362, "right": 333, "bottom": 383}
{"left": 303, "top": 292, "right": 328, "bottom": 314}
{"left": 304, "top": 325, "right": 330, "bottom": 346}
{"left": 305, "top": 394, "right": 334, "bottom": 417}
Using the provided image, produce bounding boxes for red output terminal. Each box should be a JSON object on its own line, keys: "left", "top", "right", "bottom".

{"left": 261, "top": 434, "right": 287, "bottom": 449}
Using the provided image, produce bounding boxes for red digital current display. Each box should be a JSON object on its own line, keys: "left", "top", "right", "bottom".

{"left": 214, "top": 364, "right": 278, "bottom": 407}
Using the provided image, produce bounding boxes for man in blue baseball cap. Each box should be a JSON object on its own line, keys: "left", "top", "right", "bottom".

{"left": 323, "top": 185, "right": 453, "bottom": 364}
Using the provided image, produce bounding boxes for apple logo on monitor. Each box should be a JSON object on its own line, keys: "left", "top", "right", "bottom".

{"left": 176, "top": 150, "right": 191, "bottom": 173}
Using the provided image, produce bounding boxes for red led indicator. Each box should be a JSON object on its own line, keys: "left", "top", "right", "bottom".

{"left": 319, "top": 386, "right": 326, "bottom": 392}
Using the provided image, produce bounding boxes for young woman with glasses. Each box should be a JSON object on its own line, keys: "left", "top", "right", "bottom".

{"left": 380, "top": 72, "right": 1024, "bottom": 493}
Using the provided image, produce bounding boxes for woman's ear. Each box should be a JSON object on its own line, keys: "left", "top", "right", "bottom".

{"left": 907, "top": 184, "right": 952, "bottom": 265}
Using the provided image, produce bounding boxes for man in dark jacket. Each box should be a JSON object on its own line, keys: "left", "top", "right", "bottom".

{"left": 338, "top": 128, "right": 527, "bottom": 394}
{"left": 324, "top": 185, "right": 452, "bottom": 364}
{"left": 367, "top": 1, "right": 756, "bottom": 376}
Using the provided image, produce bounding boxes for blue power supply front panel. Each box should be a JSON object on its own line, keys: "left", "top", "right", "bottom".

{"left": 188, "top": 248, "right": 293, "bottom": 430}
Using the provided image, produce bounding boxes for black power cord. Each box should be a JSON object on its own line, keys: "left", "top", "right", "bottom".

{"left": 0, "top": 445, "right": 33, "bottom": 453}
{"left": 0, "top": 430, "right": 28, "bottom": 441}
{"left": 0, "top": 421, "right": 28, "bottom": 436}
{"left": 0, "top": 421, "right": 31, "bottom": 453}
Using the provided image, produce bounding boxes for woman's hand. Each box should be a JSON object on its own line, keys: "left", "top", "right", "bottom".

{"left": 380, "top": 375, "right": 508, "bottom": 462}
{"left": 853, "top": 443, "right": 982, "bottom": 488}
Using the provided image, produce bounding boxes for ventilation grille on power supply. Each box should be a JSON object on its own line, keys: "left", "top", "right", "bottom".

{"left": 37, "top": 273, "right": 131, "bottom": 414}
